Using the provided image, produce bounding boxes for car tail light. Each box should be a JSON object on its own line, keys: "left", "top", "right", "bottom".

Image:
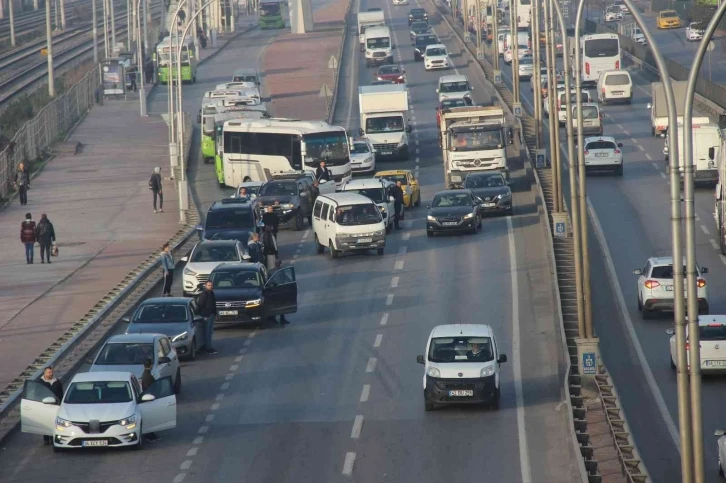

{"left": 614, "top": 149, "right": 621, "bottom": 154}
{"left": 644, "top": 280, "right": 661, "bottom": 289}
{"left": 615, "top": 60, "right": 620, "bottom": 69}
{"left": 585, "top": 62, "right": 590, "bottom": 75}
{"left": 697, "top": 279, "right": 706, "bottom": 288}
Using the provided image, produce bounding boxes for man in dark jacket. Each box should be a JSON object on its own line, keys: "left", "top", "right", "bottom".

{"left": 21, "top": 213, "right": 36, "bottom": 264}
{"left": 38, "top": 366, "right": 63, "bottom": 445}
{"left": 197, "top": 280, "right": 218, "bottom": 355}
{"left": 36, "top": 214, "right": 56, "bottom": 264}
{"left": 262, "top": 226, "right": 278, "bottom": 270}
{"left": 268, "top": 259, "right": 290, "bottom": 325}
{"left": 14, "top": 163, "right": 30, "bottom": 206}
{"left": 150, "top": 167, "right": 163, "bottom": 213}
{"left": 140, "top": 358, "right": 160, "bottom": 442}
{"left": 389, "top": 182, "right": 405, "bottom": 230}
{"left": 261, "top": 206, "right": 279, "bottom": 236}
{"left": 315, "top": 161, "right": 332, "bottom": 182}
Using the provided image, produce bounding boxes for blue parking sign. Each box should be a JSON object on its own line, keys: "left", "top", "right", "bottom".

{"left": 582, "top": 352, "right": 596, "bottom": 375}
{"left": 555, "top": 221, "right": 566, "bottom": 235}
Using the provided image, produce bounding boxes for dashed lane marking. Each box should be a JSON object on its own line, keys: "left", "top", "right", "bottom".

{"left": 386, "top": 293, "right": 394, "bottom": 305}
{"left": 374, "top": 333, "right": 383, "bottom": 348}
{"left": 180, "top": 461, "right": 192, "bottom": 471}
{"left": 701, "top": 225, "right": 711, "bottom": 235}
{"left": 645, "top": 153, "right": 653, "bottom": 160}
{"left": 398, "top": 246, "right": 408, "bottom": 255}
{"left": 350, "top": 415, "right": 364, "bottom": 439}
{"left": 395, "top": 260, "right": 405, "bottom": 270}
{"left": 391, "top": 276, "right": 399, "bottom": 288}
{"left": 186, "top": 447, "right": 199, "bottom": 457}
{"left": 192, "top": 436, "right": 204, "bottom": 445}
{"left": 366, "top": 357, "right": 377, "bottom": 373}
{"left": 360, "top": 384, "right": 371, "bottom": 402}
{"left": 402, "top": 232, "right": 411, "bottom": 241}
{"left": 211, "top": 403, "right": 220, "bottom": 411}
{"left": 205, "top": 414, "right": 215, "bottom": 423}
{"left": 710, "top": 239, "right": 719, "bottom": 250}
{"left": 342, "top": 452, "right": 357, "bottom": 475}
{"left": 380, "top": 312, "right": 389, "bottom": 325}
{"left": 660, "top": 172, "right": 667, "bottom": 179}
{"left": 652, "top": 162, "right": 659, "bottom": 169}
{"left": 198, "top": 426, "right": 209, "bottom": 434}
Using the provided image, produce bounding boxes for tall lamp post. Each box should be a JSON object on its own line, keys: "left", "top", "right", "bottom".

{"left": 45, "top": 0, "right": 55, "bottom": 96}
{"left": 135, "top": 0, "right": 148, "bottom": 116}
{"left": 542, "top": 0, "right": 559, "bottom": 213}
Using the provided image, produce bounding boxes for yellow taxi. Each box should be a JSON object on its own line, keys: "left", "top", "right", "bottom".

{"left": 656, "top": 10, "right": 681, "bottom": 29}
{"left": 374, "top": 169, "right": 421, "bottom": 208}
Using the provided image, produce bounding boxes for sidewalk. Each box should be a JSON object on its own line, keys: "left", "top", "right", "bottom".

{"left": 262, "top": 0, "right": 349, "bottom": 119}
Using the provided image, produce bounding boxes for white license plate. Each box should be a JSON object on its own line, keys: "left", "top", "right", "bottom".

{"left": 219, "top": 310, "right": 238, "bottom": 316}
{"left": 380, "top": 151, "right": 392, "bottom": 155}
{"left": 442, "top": 222, "right": 458, "bottom": 226}
{"left": 83, "top": 440, "right": 108, "bottom": 447}
{"left": 705, "top": 360, "right": 726, "bottom": 367}
{"left": 665, "top": 285, "right": 673, "bottom": 291}
{"left": 357, "top": 238, "right": 373, "bottom": 243}
{"left": 595, "top": 153, "right": 609, "bottom": 157}
{"left": 612, "top": 91, "right": 624, "bottom": 95}
{"left": 483, "top": 202, "right": 496, "bottom": 208}
{"left": 449, "top": 390, "right": 474, "bottom": 397}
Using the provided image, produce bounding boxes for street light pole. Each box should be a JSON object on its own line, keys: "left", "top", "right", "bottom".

{"left": 103, "top": 0, "right": 109, "bottom": 57}
{"left": 491, "top": 0, "right": 499, "bottom": 71}
{"left": 136, "top": 0, "right": 147, "bottom": 116}
{"left": 618, "top": 0, "right": 692, "bottom": 481}
{"left": 542, "top": 0, "right": 559, "bottom": 213}
{"left": 509, "top": 0, "right": 519, "bottom": 99}
{"left": 9, "top": 0, "right": 15, "bottom": 47}
{"left": 546, "top": 0, "right": 562, "bottom": 211}
{"left": 92, "top": 0, "right": 99, "bottom": 63}
{"left": 531, "top": 0, "right": 541, "bottom": 148}
{"left": 110, "top": 0, "right": 116, "bottom": 48}
{"left": 45, "top": 0, "right": 55, "bottom": 96}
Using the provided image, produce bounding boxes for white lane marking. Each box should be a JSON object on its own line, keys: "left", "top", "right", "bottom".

{"left": 211, "top": 403, "right": 220, "bottom": 411}
{"left": 216, "top": 393, "right": 225, "bottom": 401}
{"left": 350, "top": 415, "right": 364, "bottom": 439}
{"left": 374, "top": 333, "right": 383, "bottom": 348}
{"left": 416, "top": 148, "right": 420, "bottom": 154}
{"left": 198, "top": 426, "right": 210, "bottom": 434}
{"left": 243, "top": 339, "right": 252, "bottom": 346}
{"left": 366, "top": 357, "right": 377, "bottom": 373}
{"left": 660, "top": 172, "right": 667, "bottom": 179}
{"left": 180, "top": 460, "right": 193, "bottom": 471}
{"left": 342, "top": 452, "right": 357, "bottom": 475}
{"left": 398, "top": 246, "right": 408, "bottom": 255}
{"left": 701, "top": 225, "right": 710, "bottom": 235}
{"left": 225, "top": 373, "right": 234, "bottom": 381}
{"left": 645, "top": 153, "right": 653, "bottom": 160}
{"left": 380, "top": 312, "right": 389, "bottom": 325}
{"left": 587, "top": 198, "right": 682, "bottom": 451}
{"left": 239, "top": 348, "right": 247, "bottom": 354}
{"left": 302, "top": 229, "right": 310, "bottom": 239}
{"left": 220, "top": 382, "right": 230, "bottom": 391}
{"left": 248, "top": 332, "right": 256, "bottom": 339}
{"left": 637, "top": 144, "right": 645, "bottom": 151}
{"left": 173, "top": 474, "right": 186, "bottom": 483}
{"left": 386, "top": 293, "right": 394, "bottom": 305}
{"left": 402, "top": 232, "right": 411, "bottom": 240}
{"left": 192, "top": 436, "right": 204, "bottom": 445}
{"left": 695, "top": 214, "right": 701, "bottom": 221}
{"left": 230, "top": 364, "right": 239, "bottom": 371}
{"left": 360, "top": 384, "right": 371, "bottom": 402}
{"left": 622, "top": 128, "right": 630, "bottom": 135}
{"left": 415, "top": 156, "right": 420, "bottom": 163}
{"left": 187, "top": 447, "right": 199, "bottom": 457}
{"left": 205, "top": 414, "right": 215, "bottom": 423}
{"left": 652, "top": 162, "right": 659, "bottom": 169}
{"left": 710, "top": 239, "right": 719, "bottom": 250}
{"left": 395, "top": 260, "right": 404, "bottom": 270}
{"left": 234, "top": 355, "right": 243, "bottom": 363}
{"left": 391, "top": 276, "right": 400, "bottom": 288}
{"left": 506, "top": 217, "right": 532, "bottom": 483}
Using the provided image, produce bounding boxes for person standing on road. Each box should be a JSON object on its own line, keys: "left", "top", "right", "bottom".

{"left": 262, "top": 225, "right": 278, "bottom": 270}
{"left": 315, "top": 161, "right": 332, "bottom": 183}
{"left": 36, "top": 214, "right": 56, "bottom": 264}
{"left": 262, "top": 205, "right": 279, "bottom": 237}
{"left": 248, "top": 232, "right": 263, "bottom": 263}
{"left": 14, "top": 163, "right": 30, "bottom": 206}
{"left": 269, "top": 259, "right": 290, "bottom": 326}
{"left": 140, "top": 358, "right": 160, "bottom": 442}
{"left": 160, "top": 243, "right": 175, "bottom": 296}
{"left": 21, "top": 213, "right": 37, "bottom": 264}
{"left": 196, "top": 280, "right": 219, "bottom": 355}
{"left": 390, "top": 181, "right": 404, "bottom": 230}
{"left": 150, "top": 167, "right": 163, "bottom": 213}
{"left": 38, "top": 366, "right": 63, "bottom": 445}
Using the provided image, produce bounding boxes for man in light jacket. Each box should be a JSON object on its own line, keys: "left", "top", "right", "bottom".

{"left": 160, "top": 243, "right": 175, "bottom": 296}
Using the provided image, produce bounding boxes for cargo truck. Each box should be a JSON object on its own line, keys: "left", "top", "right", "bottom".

{"left": 357, "top": 11, "right": 386, "bottom": 52}
{"left": 358, "top": 84, "right": 412, "bottom": 160}
{"left": 440, "top": 106, "right": 511, "bottom": 189}
{"left": 649, "top": 80, "right": 688, "bottom": 137}
{"left": 664, "top": 119, "right": 720, "bottom": 185}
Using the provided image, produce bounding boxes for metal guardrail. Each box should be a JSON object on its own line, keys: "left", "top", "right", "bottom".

{"left": 326, "top": 0, "right": 354, "bottom": 123}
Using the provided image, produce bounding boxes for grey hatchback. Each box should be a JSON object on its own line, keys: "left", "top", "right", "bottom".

{"left": 123, "top": 297, "right": 208, "bottom": 360}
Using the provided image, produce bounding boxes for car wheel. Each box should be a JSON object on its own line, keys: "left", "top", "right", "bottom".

{"left": 189, "top": 339, "right": 197, "bottom": 360}
{"left": 307, "top": 215, "right": 313, "bottom": 227}
{"left": 315, "top": 234, "right": 325, "bottom": 254}
{"left": 377, "top": 247, "right": 384, "bottom": 256}
{"left": 641, "top": 308, "right": 652, "bottom": 320}
{"left": 173, "top": 368, "right": 182, "bottom": 394}
{"left": 637, "top": 294, "right": 642, "bottom": 311}
{"left": 133, "top": 427, "right": 144, "bottom": 450}
{"left": 719, "top": 459, "right": 724, "bottom": 476}
{"left": 386, "top": 222, "right": 393, "bottom": 234}
{"left": 470, "top": 220, "right": 478, "bottom": 234}
{"left": 490, "top": 386, "right": 501, "bottom": 410}
{"left": 478, "top": 216, "right": 482, "bottom": 229}
{"left": 294, "top": 210, "right": 304, "bottom": 231}
{"left": 329, "top": 240, "right": 339, "bottom": 259}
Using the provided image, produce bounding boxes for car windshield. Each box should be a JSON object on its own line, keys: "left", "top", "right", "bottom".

{"left": 450, "top": 129, "right": 503, "bottom": 151}
{"left": 432, "top": 193, "right": 472, "bottom": 207}
{"left": 464, "top": 173, "right": 506, "bottom": 188}
{"left": 260, "top": 181, "right": 298, "bottom": 197}
{"left": 412, "top": 23, "right": 429, "bottom": 32}
{"left": 344, "top": 188, "right": 385, "bottom": 203}
{"left": 95, "top": 343, "right": 154, "bottom": 365}
{"left": 378, "top": 65, "right": 401, "bottom": 75}
{"left": 335, "top": 204, "right": 383, "bottom": 225}
{"left": 367, "top": 37, "right": 391, "bottom": 49}
{"left": 232, "top": 75, "right": 258, "bottom": 83}
{"left": 64, "top": 381, "right": 133, "bottom": 404}
{"left": 416, "top": 36, "right": 437, "bottom": 46}
{"left": 237, "top": 185, "right": 261, "bottom": 196}
{"left": 662, "top": 11, "right": 677, "bottom": 17}
{"left": 259, "top": 3, "right": 280, "bottom": 15}
{"left": 191, "top": 245, "right": 239, "bottom": 262}
{"left": 377, "top": 173, "right": 407, "bottom": 184}
{"left": 133, "top": 304, "right": 189, "bottom": 323}
{"left": 428, "top": 336, "right": 494, "bottom": 363}
{"left": 366, "top": 116, "right": 404, "bottom": 134}
{"left": 426, "top": 47, "right": 446, "bottom": 56}
{"left": 605, "top": 74, "right": 630, "bottom": 85}
{"left": 586, "top": 141, "right": 616, "bottom": 150}
{"left": 519, "top": 57, "right": 533, "bottom": 65}
{"left": 650, "top": 265, "right": 695, "bottom": 279}
{"left": 210, "top": 269, "right": 262, "bottom": 288}
{"left": 351, "top": 142, "right": 370, "bottom": 154}
{"left": 699, "top": 325, "right": 726, "bottom": 340}
{"left": 206, "top": 209, "right": 255, "bottom": 229}
{"left": 411, "top": 8, "right": 425, "bottom": 14}
{"left": 582, "top": 106, "right": 599, "bottom": 119}
{"left": 441, "top": 99, "right": 469, "bottom": 109}
{"left": 440, "top": 81, "right": 468, "bottom": 92}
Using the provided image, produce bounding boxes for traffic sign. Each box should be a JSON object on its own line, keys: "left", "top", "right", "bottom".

{"left": 476, "top": 48, "right": 484, "bottom": 60}
{"left": 513, "top": 102, "right": 522, "bottom": 117}
{"left": 328, "top": 55, "right": 338, "bottom": 70}
{"left": 582, "top": 352, "right": 596, "bottom": 375}
{"left": 319, "top": 84, "right": 333, "bottom": 98}
{"left": 535, "top": 149, "right": 546, "bottom": 168}
{"left": 493, "top": 69, "right": 502, "bottom": 85}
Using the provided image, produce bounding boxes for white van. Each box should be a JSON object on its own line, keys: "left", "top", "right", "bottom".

{"left": 364, "top": 25, "right": 393, "bottom": 67}
{"left": 312, "top": 193, "right": 387, "bottom": 258}
{"left": 597, "top": 70, "right": 632, "bottom": 104}
{"left": 555, "top": 89, "right": 593, "bottom": 125}
{"left": 572, "top": 103, "right": 603, "bottom": 138}
{"left": 436, "top": 74, "right": 473, "bottom": 103}
{"left": 340, "top": 178, "right": 396, "bottom": 233}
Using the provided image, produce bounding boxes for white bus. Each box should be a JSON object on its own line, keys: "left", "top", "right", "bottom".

{"left": 578, "top": 33, "right": 621, "bottom": 86}
{"left": 514, "top": 0, "right": 531, "bottom": 29}
{"left": 220, "top": 119, "right": 353, "bottom": 188}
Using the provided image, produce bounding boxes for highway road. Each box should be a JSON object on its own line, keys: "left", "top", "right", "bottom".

{"left": 480, "top": 5, "right": 726, "bottom": 481}
{"left": 0, "top": 2, "right": 581, "bottom": 482}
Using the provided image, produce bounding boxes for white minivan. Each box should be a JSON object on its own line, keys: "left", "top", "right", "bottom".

{"left": 597, "top": 70, "right": 632, "bottom": 104}
{"left": 312, "top": 193, "right": 387, "bottom": 258}
{"left": 436, "top": 74, "right": 473, "bottom": 103}
{"left": 340, "top": 178, "right": 396, "bottom": 233}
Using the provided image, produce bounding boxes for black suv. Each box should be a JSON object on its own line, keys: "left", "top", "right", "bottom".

{"left": 196, "top": 198, "right": 260, "bottom": 243}
{"left": 414, "top": 34, "right": 439, "bottom": 61}
{"left": 256, "top": 173, "right": 316, "bottom": 230}
{"left": 408, "top": 7, "right": 428, "bottom": 25}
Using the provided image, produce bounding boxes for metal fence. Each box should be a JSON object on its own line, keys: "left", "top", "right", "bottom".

{"left": 0, "top": 66, "right": 100, "bottom": 201}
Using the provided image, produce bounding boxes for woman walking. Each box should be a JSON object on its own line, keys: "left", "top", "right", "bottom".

{"left": 20, "top": 213, "right": 36, "bottom": 264}
{"left": 149, "top": 167, "right": 163, "bottom": 213}
{"left": 36, "top": 214, "right": 56, "bottom": 264}
{"left": 14, "top": 163, "right": 30, "bottom": 206}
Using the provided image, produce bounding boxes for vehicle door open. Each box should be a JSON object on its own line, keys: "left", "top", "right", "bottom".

{"left": 263, "top": 267, "right": 298, "bottom": 316}
{"left": 138, "top": 376, "right": 177, "bottom": 434}
{"left": 20, "top": 380, "right": 61, "bottom": 436}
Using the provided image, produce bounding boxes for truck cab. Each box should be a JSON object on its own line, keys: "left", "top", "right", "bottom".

{"left": 664, "top": 120, "right": 720, "bottom": 185}
{"left": 364, "top": 26, "right": 393, "bottom": 67}
{"left": 358, "top": 11, "right": 386, "bottom": 52}
{"left": 359, "top": 84, "right": 412, "bottom": 160}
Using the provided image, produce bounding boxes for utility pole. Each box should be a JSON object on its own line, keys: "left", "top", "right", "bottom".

{"left": 546, "top": 0, "right": 562, "bottom": 211}
{"left": 543, "top": 0, "right": 559, "bottom": 213}
{"left": 92, "top": 0, "right": 98, "bottom": 63}
{"left": 127, "top": 0, "right": 132, "bottom": 49}
{"left": 9, "top": 0, "right": 16, "bottom": 47}
{"left": 509, "top": 0, "right": 519, "bottom": 101}
{"left": 110, "top": 0, "right": 117, "bottom": 48}
{"left": 532, "top": 0, "right": 541, "bottom": 148}
{"left": 475, "top": 0, "right": 482, "bottom": 61}
{"left": 45, "top": 0, "right": 55, "bottom": 96}
{"left": 60, "top": 0, "right": 65, "bottom": 29}
{"left": 142, "top": 0, "right": 148, "bottom": 57}
{"left": 103, "top": 0, "right": 109, "bottom": 57}
{"left": 491, "top": 0, "right": 499, "bottom": 72}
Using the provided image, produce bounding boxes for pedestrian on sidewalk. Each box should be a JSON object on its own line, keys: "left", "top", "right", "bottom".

{"left": 262, "top": 225, "right": 278, "bottom": 270}
{"left": 38, "top": 366, "right": 63, "bottom": 445}
{"left": 14, "top": 163, "right": 30, "bottom": 206}
{"left": 269, "top": 259, "right": 290, "bottom": 325}
{"left": 145, "top": 58, "right": 154, "bottom": 84}
{"left": 178, "top": 8, "right": 186, "bottom": 24}
{"left": 21, "top": 213, "right": 37, "bottom": 264}
{"left": 196, "top": 280, "right": 219, "bottom": 354}
{"left": 160, "top": 243, "right": 175, "bottom": 296}
{"left": 140, "top": 358, "right": 160, "bottom": 442}
{"left": 36, "top": 214, "right": 56, "bottom": 264}
{"left": 149, "top": 166, "right": 163, "bottom": 213}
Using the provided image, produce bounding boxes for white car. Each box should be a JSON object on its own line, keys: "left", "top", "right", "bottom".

{"left": 350, "top": 138, "right": 376, "bottom": 174}
{"left": 583, "top": 136, "right": 623, "bottom": 175}
{"left": 340, "top": 177, "right": 396, "bottom": 233}
{"left": 686, "top": 22, "right": 704, "bottom": 41}
{"left": 416, "top": 324, "right": 507, "bottom": 411}
{"left": 234, "top": 181, "right": 263, "bottom": 200}
{"left": 632, "top": 27, "right": 647, "bottom": 45}
{"left": 633, "top": 256, "right": 710, "bottom": 319}
{"left": 181, "top": 239, "right": 249, "bottom": 296}
{"left": 393, "top": 0, "right": 409, "bottom": 5}
{"left": 437, "top": 74, "right": 472, "bottom": 102}
{"left": 20, "top": 371, "right": 177, "bottom": 451}
{"left": 604, "top": 9, "right": 622, "bottom": 22}
{"left": 517, "top": 56, "right": 537, "bottom": 79}
{"left": 715, "top": 425, "right": 726, "bottom": 475}
{"left": 424, "top": 44, "right": 450, "bottom": 71}
{"left": 502, "top": 45, "right": 531, "bottom": 64}
{"left": 89, "top": 333, "right": 182, "bottom": 394}
{"left": 668, "top": 315, "right": 726, "bottom": 372}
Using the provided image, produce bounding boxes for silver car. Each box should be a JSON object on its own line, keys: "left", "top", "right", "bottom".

{"left": 124, "top": 297, "right": 207, "bottom": 360}
{"left": 89, "top": 333, "right": 182, "bottom": 394}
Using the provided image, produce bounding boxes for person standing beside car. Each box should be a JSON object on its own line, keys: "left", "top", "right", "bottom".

{"left": 262, "top": 225, "right": 278, "bottom": 270}
{"left": 140, "top": 358, "right": 160, "bottom": 442}
{"left": 38, "top": 366, "right": 63, "bottom": 445}
{"left": 196, "top": 280, "right": 219, "bottom": 355}
{"left": 160, "top": 243, "right": 174, "bottom": 296}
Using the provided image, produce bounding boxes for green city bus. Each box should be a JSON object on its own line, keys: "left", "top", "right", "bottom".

{"left": 259, "top": 0, "right": 286, "bottom": 29}
{"left": 153, "top": 35, "right": 197, "bottom": 84}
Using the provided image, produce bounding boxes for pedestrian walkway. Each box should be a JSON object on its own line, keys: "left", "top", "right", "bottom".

{"left": 262, "top": 0, "right": 349, "bottom": 119}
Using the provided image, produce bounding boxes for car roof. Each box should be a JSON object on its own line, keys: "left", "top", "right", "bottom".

{"left": 426, "top": 44, "right": 446, "bottom": 49}
{"left": 375, "top": 169, "right": 411, "bottom": 176}
{"left": 318, "top": 192, "right": 378, "bottom": 205}
{"left": 194, "top": 239, "right": 240, "bottom": 248}
{"left": 430, "top": 324, "right": 494, "bottom": 338}
{"left": 439, "top": 74, "right": 467, "bottom": 83}
{"left": 584, "top": 136, "right": 616, "bottom": 144}
{"left": 237, "top": 181, "right": 263, "bottom": 187}
{"left": 433, "top": 189, "right": 473, "bottom": 196}
{"left": 647, "top": 256, "right": 695, "bottom": 266}
{"left": 141, "top": 296, "right": 192, "bottom": 305}
{"left": 410, "top": 7, "right": 425, "bottom": 12}
{"left": 212, "top": 261, "right": 264, "bottom": 272}
{"left": 70, "top": 371, "right": 132, "bottom": 383}
{"left": 209, "top": 198, "right": 255, "bottom": 211}
{"left": 105, "top": 333, "right": 161, "bottom": 344}
{"left": 342, "top": 178, "right": 391, "bottom": 189}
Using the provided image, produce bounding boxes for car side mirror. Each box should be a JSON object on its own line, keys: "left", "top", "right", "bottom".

{"left": 180, "top": 256, "right": 188, "bottom": 262}
{"left": 406, "top": 125, "right": 413, "bottom": 133}
{"left": 195, "top": 224, "right": 203, "bottom": 232}
{"left": 416, "top": 355, "right": 425, "bottom": 364}
{"left": 497, "top": 354, "right": 508, "bottom": 363}
{"left": 702, "top": 267, "right": 710, "bottom": 274}
{"left": 359, "top": 128, "right": 365, "bottom": 136}
{"left": 647, "top": 102, "right": 652, "bottom": 109}
{"left": 617, "top": 143, "right": 623, "bottom": 148}
{"left": 193, "top": 315, "right": 204, "bottom": 323}
{"left": 141, "top": 394, "right": 156, "bottom": 402}
{"left": 122, "top": 316, "right": 131, "bottom": 323}
{"left": 42, "top": 396, "right": 57, "bottom": 405}
{"left": 158, "top": 356, "right": 171, "bottom": 364}
{"left": 632, "top": 268, "right": 642, "bottom": 275}
{"left": 716, "top": 429, "right": 726, "bottom": 436}
{"left": 666, "top": 328, "right": 675, "bottom": 336}
{"left": 435, "top": 88, "right": 439, "bottom": 93}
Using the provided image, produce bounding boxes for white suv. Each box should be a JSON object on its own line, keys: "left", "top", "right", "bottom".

{"left": 181, "top": 240, "right": 249, "bottom": 296}
{"left": 633, "top": 256, "right": 710, "bottom": 319}
{"left": 424, "top": 44, "right": 450, "bottom": 71}
{"left": 668, "top": 315, "right": 726, "bottom": 372}
{"left": 340, "top": 178, "right": 396, "bottom": 233}
{"left": 416, "top": 324, "right": 507, "bottom": 411}
{"left": 436, "top": 74, "right": 472, "bottom": 103}
{"left": 583, "top": 136, "right": 623, "bottom": 176}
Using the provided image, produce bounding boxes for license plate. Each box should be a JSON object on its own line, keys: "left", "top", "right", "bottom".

{"left": 219, "top": 310, "right": 238, "bottom": 316}
{"left": 595, "top": 153, "right": 609, "bottom": 157}
{"left": 381, "top": 151, "right": 392, "bottom": 155}
{"left": 357, "top": 238, "right": 373, "bottom": 243}
{"left": 705, "top": 360, "right": 726, "bottom": 367}
{"left": 612, "top": 91, "right": 624, "bottom": 95}
{"left": 665, "top": 285, "right": 673, "bottom": 291}
{"left": 483, "top": 202, "right": 496, "bottom": 208}
{"left": 449, "top": 390, "right": 474, "bottom": 397}
{"left": 83, "top": 440, "right": 108, "bottom": 447}
{"left": 442, "top": 222, "right": 458, "bottom": 226}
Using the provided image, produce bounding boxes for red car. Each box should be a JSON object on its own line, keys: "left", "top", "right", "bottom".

{"left": 436, "top": 97, "right": 474, "bottom": 129}
{"left": 376, "top": 65, "right": 406, "bottom": 84}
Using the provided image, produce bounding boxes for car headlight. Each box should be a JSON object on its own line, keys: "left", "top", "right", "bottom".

{"left": 397, "top": 138, "right": 406, "bottom": 148}
{"left": 56, "top": 417, "right": 72, "bottom": 430}
{"left": 379, "top": 205, "right": 386, "bottom": 213}
{"left": 463, "top": 212, "right": 476, "bottom": 219}
{"left": 427, "top": 366, "right": 440, "bottom": 378}
{"left": 172, "top": 331, "right": 188, "bottom": 342}
{"left": 280, "top": 203, "right": 294, "bottom": 210}
{"left": 374, "top": 229, "right": 386, "bottom": 236}
{"left": 365, "top": 156, "right": 373, "bottom": 164}
{"left": 183, "top": 267, "right": 197, "bottom": 276}
{"left": 119, "top": 415, "right": 137, "bottom": 430}
{"left": 377, "top": 76, "right": 384, "bottom": 80}
{"left": 481, "top": 366, "right": 495, "bottom": 377}
{"left": 497, "top": 192, "right": 511, "bottom": 200}
{"left": 427, "top": 215, "right": 436, "bottom": 221}
{"left": 246, "top": 298, "right": 262, "bottom": 308}
{"left": 398, "top": 75, "right": 404, "bottom": 80}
